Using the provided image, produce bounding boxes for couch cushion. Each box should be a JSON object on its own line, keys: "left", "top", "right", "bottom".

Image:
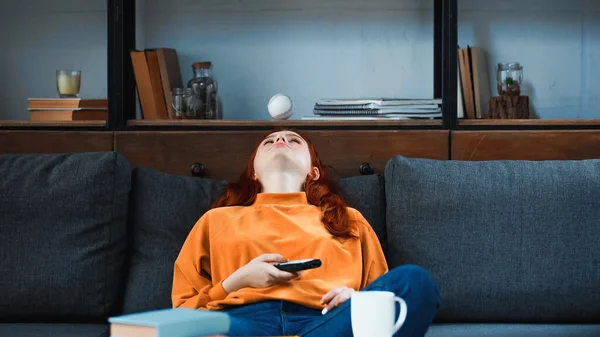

{"left": 122, "top": 167, "right": 226, "bottom": 314}
{"left": 426, "top": 324, "right": 600, "bottom": 337}
{"left": 0, "top": 323, "right": 108, "bottom": 337}
{"left": 337, "top": 174, "right": 387, "bottom": 255}
{"left": 385, "top": 155, "right": 600, "bottom": 323}
{"left": 0, "top": 152, "right": 130, "bottom": 322}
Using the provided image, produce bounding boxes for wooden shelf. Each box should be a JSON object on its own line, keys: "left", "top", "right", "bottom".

{"left": 0, "top": 120, "right": 107, "bottom": 127}
{"left": 127, "top": 119, "right": 441, "bottom": 127}
{"left": 459, "top": 119, "right": 600, "bottom": 126}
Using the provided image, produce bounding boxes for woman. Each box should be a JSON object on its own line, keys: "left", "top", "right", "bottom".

{"left": 172, "top": 129, "right": 440, "bottom": 336}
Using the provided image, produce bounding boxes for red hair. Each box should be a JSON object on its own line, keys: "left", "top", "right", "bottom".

{"left": 211, "top": 128, "right": 357, "bottom": 240}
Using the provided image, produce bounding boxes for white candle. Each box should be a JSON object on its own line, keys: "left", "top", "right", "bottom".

{"left": 56, "top": 70, "right": 81, "bottom": 97}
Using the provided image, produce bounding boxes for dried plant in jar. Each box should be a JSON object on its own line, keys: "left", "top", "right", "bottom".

{"left": 497, "top": 62, "right": 523, "bottom": 96}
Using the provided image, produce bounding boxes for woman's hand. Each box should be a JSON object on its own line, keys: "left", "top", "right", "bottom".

{"left": 320, "top": 286, "right": 355, "bottom": 314}
{"left": 222, "top": 253, "right": 300, "bottom": 293}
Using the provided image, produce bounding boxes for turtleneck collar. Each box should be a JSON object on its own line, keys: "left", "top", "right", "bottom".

{"left": 253, "top": 192, "right": 309, "bottom": 205}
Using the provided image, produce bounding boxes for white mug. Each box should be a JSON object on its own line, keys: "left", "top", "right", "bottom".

{"left": 351, "top": 291, "right": 407, "bottom": 337}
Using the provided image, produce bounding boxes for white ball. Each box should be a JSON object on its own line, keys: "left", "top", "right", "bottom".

{"left": 267, "top": 94, "right": 293, "bottom": 120}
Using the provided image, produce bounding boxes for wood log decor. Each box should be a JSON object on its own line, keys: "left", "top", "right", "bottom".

{"left": 489, "top": 95, "right": 530, "bottom": 119}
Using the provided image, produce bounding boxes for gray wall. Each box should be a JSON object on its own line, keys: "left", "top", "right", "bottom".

{"left": 0, "top": 0, "right": 107, "bottom": 120}
{"left": 1, "top": 0, "right": 598, "bottom": 120}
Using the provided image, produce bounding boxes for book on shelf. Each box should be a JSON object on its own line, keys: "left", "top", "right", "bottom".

{"left": 27, "top": 98, "right": 108, "bottom": 121}
{"left": 28, "top": 109, "right": 107, "bottom": 121}
{"left": 131, "top": 47, "right": 183, "bottom": 120}
{"left": 28, "top": 98, "right": 108, "bottom": 110}
{"left": 457, "top": 61, "right": 464, "bottom": 119}
{"left": 108, "top": 308, "right": 230, "bottom": 337}
{"left": 458, "top": 45, "right": 491, "bottom": 119}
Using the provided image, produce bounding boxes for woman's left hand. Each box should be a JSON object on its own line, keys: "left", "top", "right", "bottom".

{"left": 320, "top": 286, "right": 355, "bottom": 314}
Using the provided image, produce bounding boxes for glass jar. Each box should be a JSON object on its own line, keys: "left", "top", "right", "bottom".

{"left": 187, "top": 62, "right": 219, "bottom": 119}
{"left": 497, "top": 62, "right": 523, "bottom": 96}
{"left": 171, "top": 88, "right": 195, "bottom": 119}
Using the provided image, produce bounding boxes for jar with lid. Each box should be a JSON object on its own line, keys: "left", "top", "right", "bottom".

{"left": 171, "top": 88, "right": 195, "bottom": 119}
{"left": 187, "top": 62, "right": 219, "bottom": 119}
{"left": 497, "top": 62, "right": 523, "bottom": 96}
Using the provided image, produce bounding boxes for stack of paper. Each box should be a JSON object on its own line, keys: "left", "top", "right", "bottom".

{"left": 303, "top": 98, "right": 442, "bottom": 120}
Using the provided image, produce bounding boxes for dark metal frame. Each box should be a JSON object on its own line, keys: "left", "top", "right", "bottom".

{"left": 107, "top": 0, "right": 136, "bottom": 130}
{"left": 434, "top": 0, "right": 442, "bottom": 102}
{"left": 436, "top": 0, "right": 457, "bottom": 130}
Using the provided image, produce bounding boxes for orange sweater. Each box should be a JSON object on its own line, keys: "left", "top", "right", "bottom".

{"left": 171, "top": 192, "right": 388, "bottom": 310}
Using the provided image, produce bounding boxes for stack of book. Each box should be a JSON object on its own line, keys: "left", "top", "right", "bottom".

{"left": 27, "top": 98, "right": 108, "bottom": 121}
{"left": 302, "top": 98, "right": 442, "bottom": 120}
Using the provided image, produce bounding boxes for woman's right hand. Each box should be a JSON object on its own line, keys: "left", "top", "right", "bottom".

{"left": 222, "top": 253, "right": 300, "bottom": 293}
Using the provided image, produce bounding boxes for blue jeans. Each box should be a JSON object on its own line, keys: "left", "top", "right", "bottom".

{"left": 223, "top": 265, "right": 440, "bottom": 337}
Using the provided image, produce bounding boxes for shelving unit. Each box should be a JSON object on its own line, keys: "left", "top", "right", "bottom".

{"left": 104, "top": 0, "right": 456, "bottom": 131}
{"left": 2, "top": 0, "right": 600, "bottom": 179}
{"left": 1, "top": 0, "right": 599, "bottom": 132}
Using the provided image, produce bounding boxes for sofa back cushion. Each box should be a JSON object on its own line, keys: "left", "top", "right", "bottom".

{"left": 336, "top": 174, "right": 387, "bottom": 255}
{"left": 123, "top": 167, "right": 387, "bottom": 313}
{"left": 0, "top": 152, "right": 130, "bottom": 322}
{"left": 122, "top": 167, "right": 226, "bottom": 313}
{"left": 384, "top": 155, "right": 600, "bottom": 323}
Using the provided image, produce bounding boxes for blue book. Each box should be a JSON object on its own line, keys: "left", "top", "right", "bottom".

{"left": 108, "top": 308, "right": 230, "bottom": 337}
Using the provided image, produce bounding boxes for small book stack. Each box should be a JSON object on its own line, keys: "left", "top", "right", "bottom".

{"left": 27, "top": 98, "right": 108, "bottom": 121}
{"left": 302, "top": 98, "right": 442, "bottom": 121}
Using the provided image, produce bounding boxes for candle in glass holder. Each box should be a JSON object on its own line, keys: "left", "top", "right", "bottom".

{"left": 56, "top": 70, "right": 81, "bottom": 98}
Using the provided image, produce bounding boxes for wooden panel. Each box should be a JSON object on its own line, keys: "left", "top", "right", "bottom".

{"left": 115, "top": 130, "right": 449, "bottom": 181}
{"left": 0, "top": 131, "right": 114, "bottom": 154}
{"left": 452, "top": 130, "right": 600, "bottom": 160}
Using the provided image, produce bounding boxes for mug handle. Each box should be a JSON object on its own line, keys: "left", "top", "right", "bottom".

{"left": 392, "top": 297, "right": 408, "bottom": 334}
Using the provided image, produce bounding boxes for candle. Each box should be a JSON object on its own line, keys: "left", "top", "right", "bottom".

{"left": 56, "top": 70, "right": 81, "bottom": 98}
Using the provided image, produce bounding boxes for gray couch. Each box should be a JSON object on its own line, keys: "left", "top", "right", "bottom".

{"left": 1, "top": 151, "right": 598, "bottom": 337}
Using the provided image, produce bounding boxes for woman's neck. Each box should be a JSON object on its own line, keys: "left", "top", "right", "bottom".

{"left": 260, "top": 172, "right": 305, "bottom": 193}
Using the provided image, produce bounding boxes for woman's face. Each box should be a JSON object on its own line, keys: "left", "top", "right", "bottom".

{"left": 253, "top": 131, "right": 314, "bottom": 182}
